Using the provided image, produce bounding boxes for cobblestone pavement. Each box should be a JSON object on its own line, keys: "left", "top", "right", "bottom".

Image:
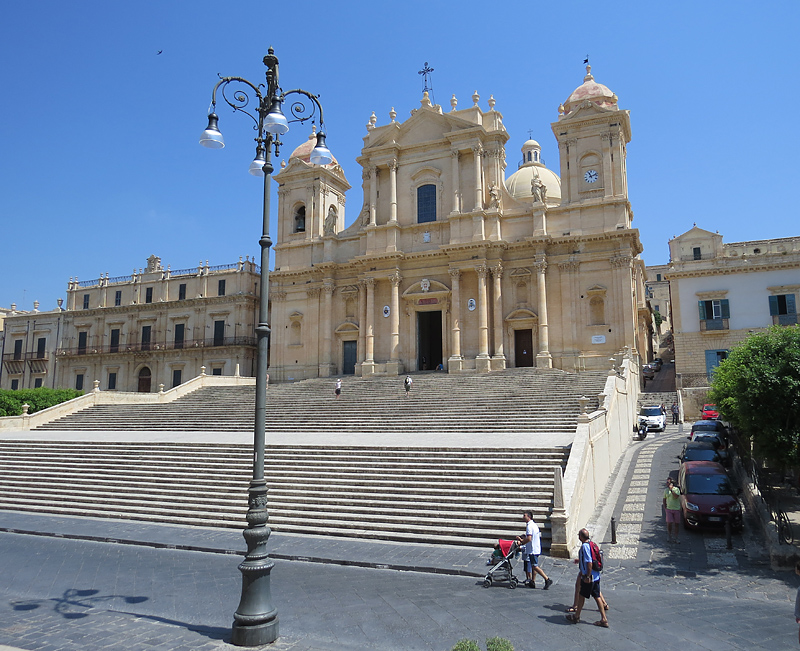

{"left": 1, "top": 421, "right": 799, "bottom": 650}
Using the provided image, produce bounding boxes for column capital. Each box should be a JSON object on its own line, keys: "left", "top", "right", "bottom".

{"left": 475, "top": 263, "right": 489, "bottom": 279}
{"left": 361, "top": 276, "right": 375, "bottom": 289}
{"left": 472, "top": 143, "right": 484, "bottom": 156}
{"left": 388, "top": 158, "right": 398, "bottom": 172}
{"left": 533, "top": 256, "right": 547, "bottom": 273}
{"left": 388, "top": 271, "right": 403, "bottom": 286}
{"left": 451, "top": 149, "right": 461, "bottom": 159}
{"left": 490, "top": 262, "right": 504, "bottom": 278}
{"left": 448, "top": 268, "right": 461, "bottom": 280}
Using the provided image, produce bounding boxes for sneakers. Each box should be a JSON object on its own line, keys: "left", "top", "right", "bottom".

{"left": 543, "top": 578, "right": 553, "bottom": 590}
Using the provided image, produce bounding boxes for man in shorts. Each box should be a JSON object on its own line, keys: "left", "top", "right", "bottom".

{"left": 566, "top": 528, "right": 608, "bottom": 627}
{"left": 516, "top": 511, "right": 553, "bottom": 589}
{"left": 664, "top": 477, "right": 681, "bottom": 543}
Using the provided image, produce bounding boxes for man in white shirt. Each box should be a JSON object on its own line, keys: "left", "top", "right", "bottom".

{"left": 516, "top": 511, "right": 554, "bottom": 589}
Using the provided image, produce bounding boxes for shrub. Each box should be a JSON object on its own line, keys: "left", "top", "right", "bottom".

{"left": 451, "top": 641, "right": 481, "bottom": 651}
{"left": 486, "top": 638, "right": 514, "bottom": 651}
{"left": 0, "top": 388, "right": 83, "bottom": 416}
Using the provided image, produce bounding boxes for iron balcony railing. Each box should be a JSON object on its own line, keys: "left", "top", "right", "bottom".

{"left": 56, "top": 336, "right": 256, "bottom": 356}
{"left": 773, "top": 313, "right": 799, "bottom": 326}
{"left": 2, "top": 351, "right": 50, "bottom": 362}
{"left": 700, "top": 318, "right": 729, "bottom": 331}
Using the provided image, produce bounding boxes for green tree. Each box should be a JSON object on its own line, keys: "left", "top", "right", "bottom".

{"left": 653, "top": 310, "right": 663, "bottom": 329}
{"left": 709, "top": 325, "right": 800, "bottom": 467}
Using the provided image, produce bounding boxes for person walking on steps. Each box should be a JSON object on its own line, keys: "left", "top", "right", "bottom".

{"left": 334, "top": 378, "right": 342, "bottom": 399}
{"left": 403, "top": 375, "right": 412, "bottom": 398}
{"left": 566, "top": 528, "right": 609, "bottom": 628}
{"left": 515, "top": 511, "right": 554, "bottom": 590}
{"left": 671, "top": 401, "right": 679, "bottom": 425}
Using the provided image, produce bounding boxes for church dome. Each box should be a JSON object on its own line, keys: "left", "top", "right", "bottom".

{"left": 505, "top": 139, "right": 561, "bottom": 203}
{"left": 288, "top": 127, "right": 338, "bottom": 166}
{"left": 560, "top": 65, "right": 618, "bottom": 118}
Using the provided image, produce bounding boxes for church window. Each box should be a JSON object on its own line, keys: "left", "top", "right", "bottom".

{"left": 145, "top": 287, "right": 153, "bottom": 303}
{"left": 294, "top": 205, "right": 306, "bottom": 233}
{"left": 115, "top": 290, "right": 122, "bottom": 306}
{"left": 83, "top": 294, "right": 90, "bottom": 309}
{"left": 590, "top": 296, "right": 605, "bottom": 325}
{"left": 178, "top": 283, "right": 186, "bottom": 300}
{"left": 417, "top": 184, "right": 436, "bottom": 223}
{"left": 693, "top": 247, "right": 702, "bottom": 260}
{"left": 218, "top": 279, "right": 226, "bottom": 297}
{"left": 290, "top": 321, "right": 302, "bottom": 346}
{"left": 527, "top": 151, "right": 532, "bottom": 162}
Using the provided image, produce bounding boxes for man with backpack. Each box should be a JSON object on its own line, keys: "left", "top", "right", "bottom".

{"left": 566, "top": 528, "right": 609, "bottom": 628}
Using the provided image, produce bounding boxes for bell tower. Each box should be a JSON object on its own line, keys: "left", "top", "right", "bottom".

{"left": 551, "top": 65, "right": 632, "bottom": 232}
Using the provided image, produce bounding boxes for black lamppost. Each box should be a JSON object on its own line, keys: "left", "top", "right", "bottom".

{"left": 200, "top": 48, "right": 332, "bottom": 647}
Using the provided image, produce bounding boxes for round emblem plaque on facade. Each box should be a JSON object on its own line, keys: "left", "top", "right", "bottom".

{"left": 383, "top": 305, "right": 390, "bottom": 317}
{"left": 467, "top": 298, "right": 476, "bottom": 311}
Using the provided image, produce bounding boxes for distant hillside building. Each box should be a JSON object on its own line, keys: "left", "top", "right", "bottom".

{"left": 268, "top": 66, "right": 650, "bottom": 380}
{"left": 667, "top": 226, "right": 800, "bottom": 388}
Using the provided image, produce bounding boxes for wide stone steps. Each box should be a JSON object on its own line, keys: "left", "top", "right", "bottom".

{"left": 34, "top": 369, "right": 609, "bottom": 433}
{"left": 0, "top": 440, "right": 566, "bottom": 547}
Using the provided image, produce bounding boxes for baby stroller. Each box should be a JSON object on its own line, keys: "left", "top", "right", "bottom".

{"left": 483, "top": 539, "right": 520, "bottom": 589}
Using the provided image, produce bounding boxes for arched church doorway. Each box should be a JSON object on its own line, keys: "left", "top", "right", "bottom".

{"left": 138, "top": 367, "right": 152, "bottom": 393}
{"left": 515, "top": 330, "right": 533, "bottom": 367}
{"left": 417, "top": 311, "right": 442, "bottom": 371}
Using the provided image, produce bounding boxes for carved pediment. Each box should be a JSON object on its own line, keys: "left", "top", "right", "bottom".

{"left": 510, "top": 268, "right": 532, "bottom": 278}
{"left": 402, "top": 279, "right": 450, "bottom": 298}
{"left": 334, "top": 321, "right": 359, "bottom": 334}
{"left": 506, "top": 308, "right": 538, "bottom": 321}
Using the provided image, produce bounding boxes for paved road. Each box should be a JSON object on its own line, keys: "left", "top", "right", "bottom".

{"left": 1, "top": 421, "right": 799, "bottom": 650}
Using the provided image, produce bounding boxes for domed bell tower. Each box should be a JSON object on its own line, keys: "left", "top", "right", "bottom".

{"left": 552, "top": 65, "right": 632, "bottom": 232}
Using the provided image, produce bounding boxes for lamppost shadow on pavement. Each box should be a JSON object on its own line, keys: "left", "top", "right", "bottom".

{"left": 12, "top": 588, "right": 148, "bottom": 620}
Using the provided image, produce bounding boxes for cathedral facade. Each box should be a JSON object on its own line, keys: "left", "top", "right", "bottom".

{"left": 268, "top": 67, "right": 650, "bottom": 381}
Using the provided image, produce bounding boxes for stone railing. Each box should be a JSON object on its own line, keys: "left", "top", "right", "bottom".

{"left": 549, "top": 354, "right": 639, "bottom": 557}
{"left": 0, "top": 372, "right": 257, "bottom": 432}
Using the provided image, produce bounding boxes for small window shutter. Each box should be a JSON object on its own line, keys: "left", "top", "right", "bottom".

{"left": 769, "top": 295, "right": 779, "bottom": 316}
{"left": 698, "top": 301, "right": 707, "bottom": 320}
{"left": 720, "top": 299, "right": 730, "bottom": 319}
{"left": 788, "top": 294, "right": 797, "bottom": 314}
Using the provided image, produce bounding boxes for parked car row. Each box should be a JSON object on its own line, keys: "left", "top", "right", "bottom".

{"left": 676, "top": 419, "right": 741, "bottom": 531}
{"left": 642, "top": 357, "right": 664, "bottom": 381}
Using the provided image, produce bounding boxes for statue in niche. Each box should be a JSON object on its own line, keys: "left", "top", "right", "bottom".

{"left": 487, "top": 184, "right": 501, "bottom": 209}
{"left": 324, "top": 205, "right": 337, "bottom": 235}
{"left": 531, "top": 176, "right": 547, "bottom": 204}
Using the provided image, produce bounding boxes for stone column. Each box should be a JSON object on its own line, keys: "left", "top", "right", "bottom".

{"left": 387, "top": 271, "right": 402, "bottom": 375}
{"left": 601, "top": 132, "right": 614, "bottom": 197}
{"left": 319, "top": 280, "right": 335, "bottom": 377}
{"left": 450, "top": 149, "right": 461, "bottom": 214}
{"left": 389, "top": 159, "right": 398, "bottom": 223}
{"left": 368, "top": 166, "right": 378, "bottom": 226}
{"left": 448, "top": 268, "right": 463, "bottom": 371}
{"left": 472, "top": 144, "right": 483, "bottom": 211}
{"left": 534, "top": 256, "right": 552, "bottom": 368}
{"left": 363, "top": 278, "right": 375, "bottom": 371}
{"left": 476, "top": 264, "right": 491, "bottom": 372}
{"left": 491, "top": 263, "right": 506, "bottom": 370}
{"left": 357, "top": 281, "right": 366, "bottom": 367}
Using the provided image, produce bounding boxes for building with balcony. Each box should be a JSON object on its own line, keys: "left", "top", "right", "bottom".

{"left": 667, "top": 226, "right": 800, "bottom": 389}
{"left": 0, "top": 301, "right": 65, "bottom": 390}
{"left": 55, "top": 255, "right": 259, "bottom": 392}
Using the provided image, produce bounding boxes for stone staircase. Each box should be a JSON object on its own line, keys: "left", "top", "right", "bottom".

{"left": 35, "top": 369, "right": 609, "bottom": 434}
{"left": 0, "top": 441, "right": 568, "bottom": 548}
{"left": 2, "top": 369, "right": 610, "bottom": 548}
{"left": 638, "top": 391, "right": 678, "bottom": 409}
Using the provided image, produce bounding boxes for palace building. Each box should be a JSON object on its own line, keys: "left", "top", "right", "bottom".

{"left": 267, "top": 66, "right": 650, "bottom": 380}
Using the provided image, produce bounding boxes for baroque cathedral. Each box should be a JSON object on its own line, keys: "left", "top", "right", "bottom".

{"left": 268, "top": 66, "right": 650, "bottom": 381}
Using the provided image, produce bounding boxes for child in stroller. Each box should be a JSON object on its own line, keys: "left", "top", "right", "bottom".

{"left": 483, "top": 539, "right": 521, "bottom": 588}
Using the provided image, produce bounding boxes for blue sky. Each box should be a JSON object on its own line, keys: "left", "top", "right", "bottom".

{"left": 1, "top": 0, "right": 797, "bottom": 311}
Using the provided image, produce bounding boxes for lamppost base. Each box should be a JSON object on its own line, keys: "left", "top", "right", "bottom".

{"left": 231, "top": 618, "right": 279, "bottom": 647}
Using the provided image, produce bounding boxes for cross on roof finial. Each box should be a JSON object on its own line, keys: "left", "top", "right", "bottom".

{"left": 527, "top": 129, "right": 534, "bottom": 139}
{"left": 418, "top": 61, "right": 435, "bottom": 104}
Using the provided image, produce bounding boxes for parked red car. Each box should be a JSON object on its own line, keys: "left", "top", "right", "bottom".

{"left": 678, "top": 461, "right": 742, "bottom": 530}
{"left": 701, "top": 404, "right": 719, "bottom": 420}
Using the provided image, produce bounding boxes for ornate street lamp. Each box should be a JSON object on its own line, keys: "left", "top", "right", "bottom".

{"left": 200, "top": 48, "right": 333, "bottom": 647}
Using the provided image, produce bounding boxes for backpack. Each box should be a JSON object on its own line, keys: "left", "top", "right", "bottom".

{"left": 589, "top": 541, "right": 604, "bottom": 572}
